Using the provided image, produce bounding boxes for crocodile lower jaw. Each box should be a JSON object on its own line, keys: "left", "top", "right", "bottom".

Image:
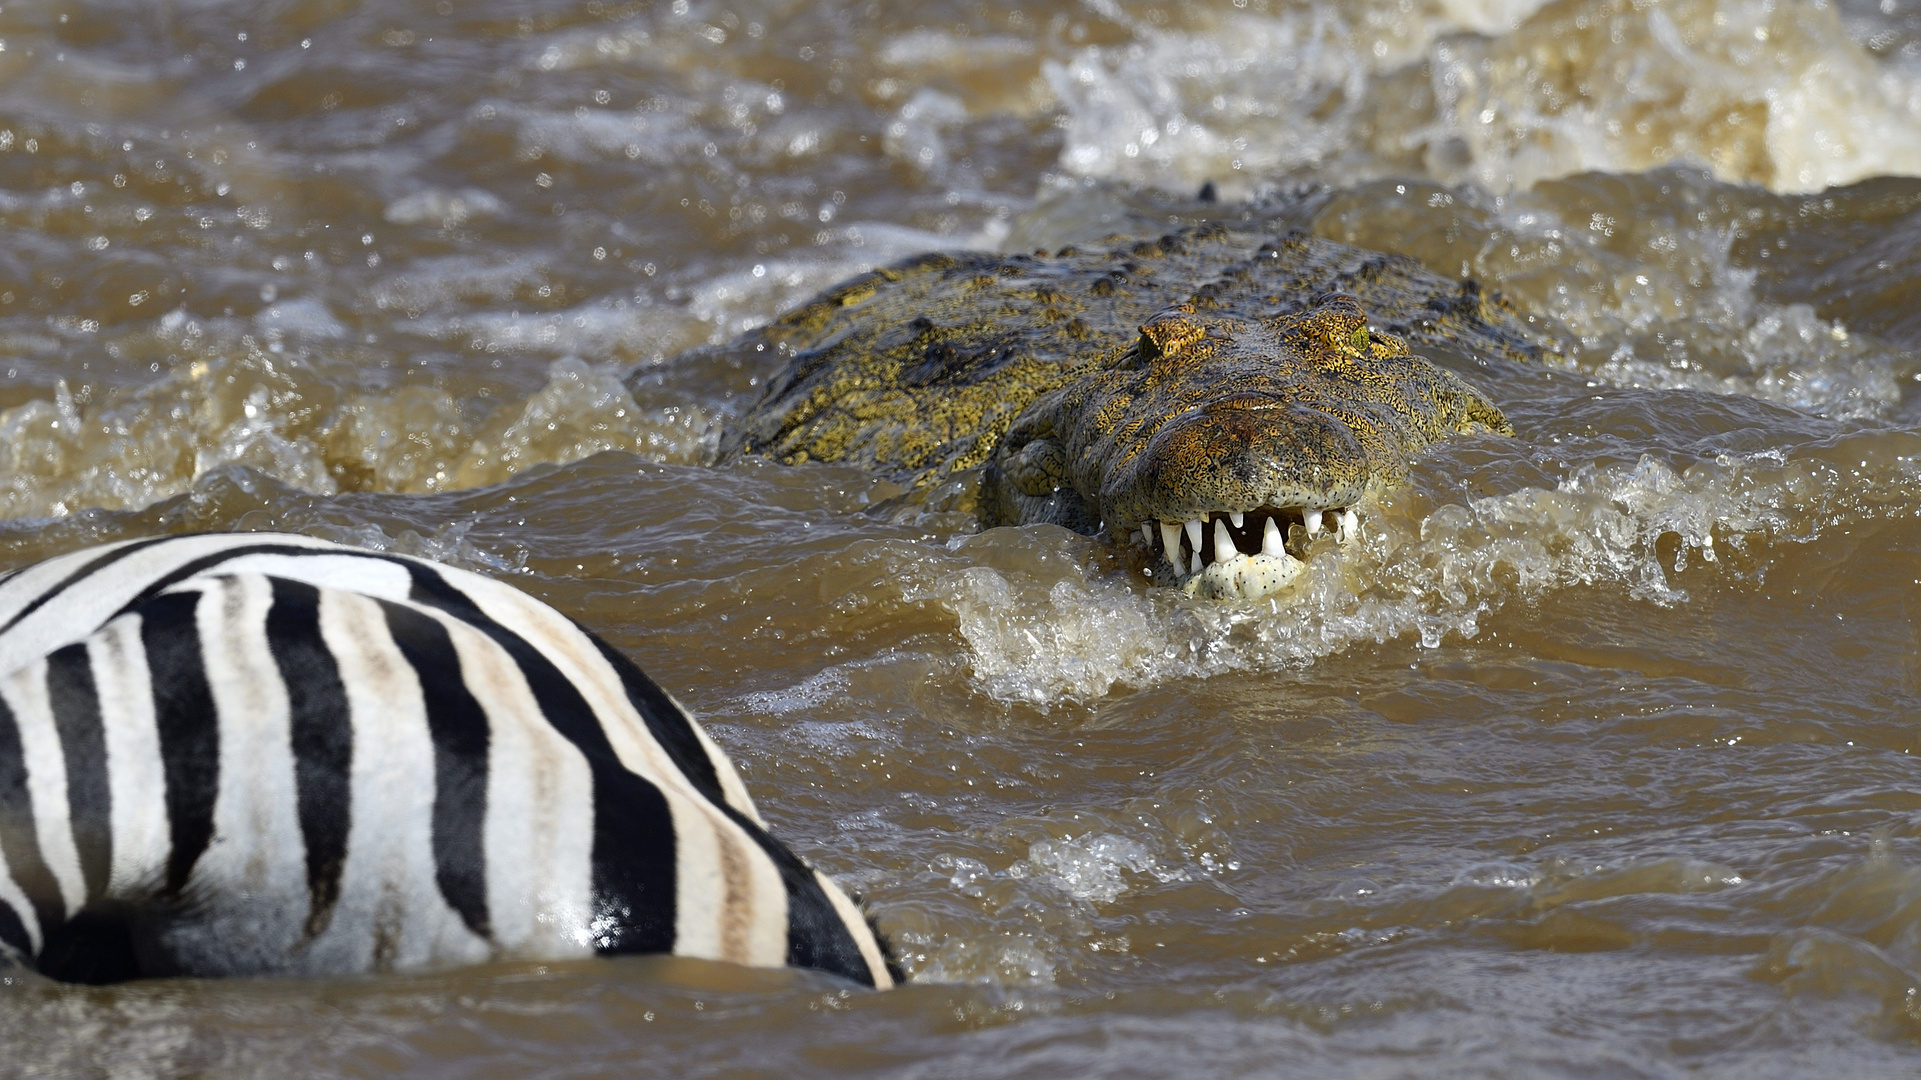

{"left": 1134, "top": 507, "right": 1360, "bottom": 602}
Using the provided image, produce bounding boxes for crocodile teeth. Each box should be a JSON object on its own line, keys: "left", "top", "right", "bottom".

{"left": 1143, "top": 506, "right": 1361, "bottom": 590}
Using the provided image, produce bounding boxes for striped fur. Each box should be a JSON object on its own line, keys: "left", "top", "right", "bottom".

{"left": 0, "top": 533, "right": 894, "bottom": 987}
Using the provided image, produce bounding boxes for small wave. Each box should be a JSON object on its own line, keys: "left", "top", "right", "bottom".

{"left": 1750, "top": 830, "right": 1921, "bottom": 1041}
{"left": 306, "top": 518, "right": 525, "bottom": 577}
{"left": 903, "top": 440, "right": 1921, "bottom": 706}
{"left": 0, "top": 327, "right": 715, "bottom": 520}
{"left": 905, "top": 823, "right": 1202, "bottom": 984}
{"left": 1313, "top": 170, "right": 1920, "bottom": 422}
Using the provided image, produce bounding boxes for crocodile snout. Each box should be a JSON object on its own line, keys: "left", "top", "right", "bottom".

{"left": 1114, "top": 394, "right": 1378, "bottom": 522}
{"left": 998, "top": 296, "right": 1512, "bottom": 600}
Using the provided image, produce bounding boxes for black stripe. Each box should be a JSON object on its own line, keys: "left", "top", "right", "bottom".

{"left": 779, "top": 867, "right": 878, "bottom": 987}
{"left": 263, "top": 578, "right": 353, "bottom": 939}
{"left": 713, "top": 800, "right": 877, "bottom": 987}
{"left": 138, "top": 590, "right": 219, "bottom": 896}
{"left": 0, "top": 895, "right": 28, "bottom": 958}
{"left": 376, "top": 600, "right": 491, "bottom": 939}
{"left": 0, "top": 535, "right": 181, "bottom": 636}
{"left": 45, "top": 643, "right": 111, "bottom": 904}
{"left": 587, "top": 635, "right": 728, "bottom": 809}
{"left": 401, "top": 566, "right": 678, "bottom": 955}
{"left": 405, "top": 564, "right": 877, "bottom": 980}
{"left": 0, "top": 694, "right": 64, "bottom": 954}
{"left": 585, "top": 621, "right": 876, "bottom": 983}
{"left": 34, "top": 905, "right": 142, "bottom": 984}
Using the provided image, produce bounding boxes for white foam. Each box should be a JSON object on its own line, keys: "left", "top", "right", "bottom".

{"left": 1043, "top": 9, "right": 1372, "bottom": 194}
{"left": 908, "top": 932, "right": 1057, "bottom": 986}
{"left": 1593, "top": 303, "right": 1907, "bottom": 422}
{"left": 906, "top": 445, "right": 1919, "bottom": 705}
{"left": 1319, "top": 173, "right": 1917, "bottom": 422}
{"left": 883, "top": 88, "right": 970, "bottom": 174}
{"left": 192, "top": 384, "right": 339, "bottom": 496}
{"left": 1043, "top": 0, "right": 1921, "bottom": 196}
{"left": 404, "top": 297, "right": 691, "bottom": 362}
{"left": 878, "top": 30, "right": 1035, "bottom": 71}
{"left": 0, "top": 336, "right": 720, "bottom": 520}
{"left": 733, "top": 668, "right": 854, "bottom": 718}
{"left": 396, "top": 221, "right": 986, "bottom": 364}
{"left": 1013, "top": 834, "right": 1188, "bottom": 905}
{"left": 382, "top": 188, "right": 507, "bottom": 228}
{"left": 1428, "top": 1, "right": 1921, "bottom": 194}
{"left": 252, "top": 298, "right": 348, "bottom": 342}
{"left": 451, "top": 356, "right": 715, "bottom": 486}
{"left": 495, "top": 101, "right": 710, "bottom": 167}
{"left": 1434, "top": 0, "right": 1551, "bottom": 35}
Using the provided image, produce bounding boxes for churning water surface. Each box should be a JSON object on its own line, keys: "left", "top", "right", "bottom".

{"left": 6, "top": 0, "right": 1921, "bottom": 1076}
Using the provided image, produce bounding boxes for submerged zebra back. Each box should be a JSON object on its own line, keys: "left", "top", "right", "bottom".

{"left": 0, "top": 533, "right": 894, "bottom": 987}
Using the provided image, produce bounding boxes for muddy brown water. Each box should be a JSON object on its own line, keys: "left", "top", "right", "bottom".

{"left": 6, "top": 0, "right": 1921, "bottom": 1075}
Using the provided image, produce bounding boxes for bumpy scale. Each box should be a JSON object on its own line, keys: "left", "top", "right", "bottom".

{"left": 701, "top": 225, "right": 1567, "bottom": 601}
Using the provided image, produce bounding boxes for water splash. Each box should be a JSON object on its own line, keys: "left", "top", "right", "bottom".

{"left": 907, "top": 441, "right": 1921, "bottom": 705}
{"left": 1044, "top": 0, "right": 1921, "bottom": 197}
{"left": 0, "top": 338, "right": 715, "bottom": 520}
{"left": 1011, "top": 834, "right": 1190, "bottom": 905}
{"left": 1315, "top": 171, "right": 1920, "bottom": 422}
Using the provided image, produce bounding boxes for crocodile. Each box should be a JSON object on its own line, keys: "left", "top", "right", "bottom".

{"left": 692, "top": 225, "right": 1567, "bottom": 601}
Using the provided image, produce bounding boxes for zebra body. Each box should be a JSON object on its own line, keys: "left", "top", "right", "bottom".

{"left": 0, "top": 533, "right": 894, "bottom": 987}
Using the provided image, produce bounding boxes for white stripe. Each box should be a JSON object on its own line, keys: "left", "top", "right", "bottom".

{"left": 208, "top": 553, "right": 413, "bottom": 606}
{"left": 0, "top": 536, "right": 149, "bottom": 636}
{"left": 314, "top": 588, "right": 489, "bottom": 972}
{"left": 90, "top": 615, "right": 171, "bottom": 896}
{"left": 189, "top": 574, "right": 309, "bottom": 967}
{"left": 0, "top": 533, "right": 344, "bottom": 680}
{"left": 738, "top": 822, "right": 790, "bottom": 964}
{"left": 403, "top": 562, "right": 795, "bottom": 964}
{"left": 667, "top": 791, "right": 789, "bottom": 966}
{"left": 429, "top": 607, "right": 596, "bottom": 958}
{"left": 0, "top": 660, "right": 85, "bottom": 919}
{"left": 665, "top": 790, "right": 728, "bottom": 961}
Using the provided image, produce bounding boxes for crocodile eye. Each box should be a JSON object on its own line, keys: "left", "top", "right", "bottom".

{"left": 1350, "top": 327, "right": 1370, "bottom": 352}
{"left": 1138, "top": 306, "right": 1205, "bottom": 362}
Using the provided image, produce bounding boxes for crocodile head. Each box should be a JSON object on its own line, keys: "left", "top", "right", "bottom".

{"left": 988, "top": 294, "right": 1513, "bottom": 600}
{"left": 706, "top": 226, "right": 1558, "bottom": 603}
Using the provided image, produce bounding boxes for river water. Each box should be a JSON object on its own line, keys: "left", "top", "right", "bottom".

{"left": 4, "top": 0, "right": 1921, "bottom": 1075}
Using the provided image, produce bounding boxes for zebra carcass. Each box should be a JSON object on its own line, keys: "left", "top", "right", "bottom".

{"left": 0, "top": 533, "right": 895, "bottom": 987}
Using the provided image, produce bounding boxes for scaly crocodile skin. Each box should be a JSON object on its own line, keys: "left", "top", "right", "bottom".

{"left": 705, "top": 224, "right": 1567, "bottom": 598}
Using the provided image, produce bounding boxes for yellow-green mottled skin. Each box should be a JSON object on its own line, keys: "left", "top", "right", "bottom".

{"left": 715, "top": 224, "right": 1566, "bottom": 542}
{"left": 1011, "top": 296, "right": 1514, "bottom": 533}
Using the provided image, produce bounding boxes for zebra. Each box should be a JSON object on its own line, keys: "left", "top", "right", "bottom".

{"left": 0, "top": 532, "right": 897, "bottom": 987}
